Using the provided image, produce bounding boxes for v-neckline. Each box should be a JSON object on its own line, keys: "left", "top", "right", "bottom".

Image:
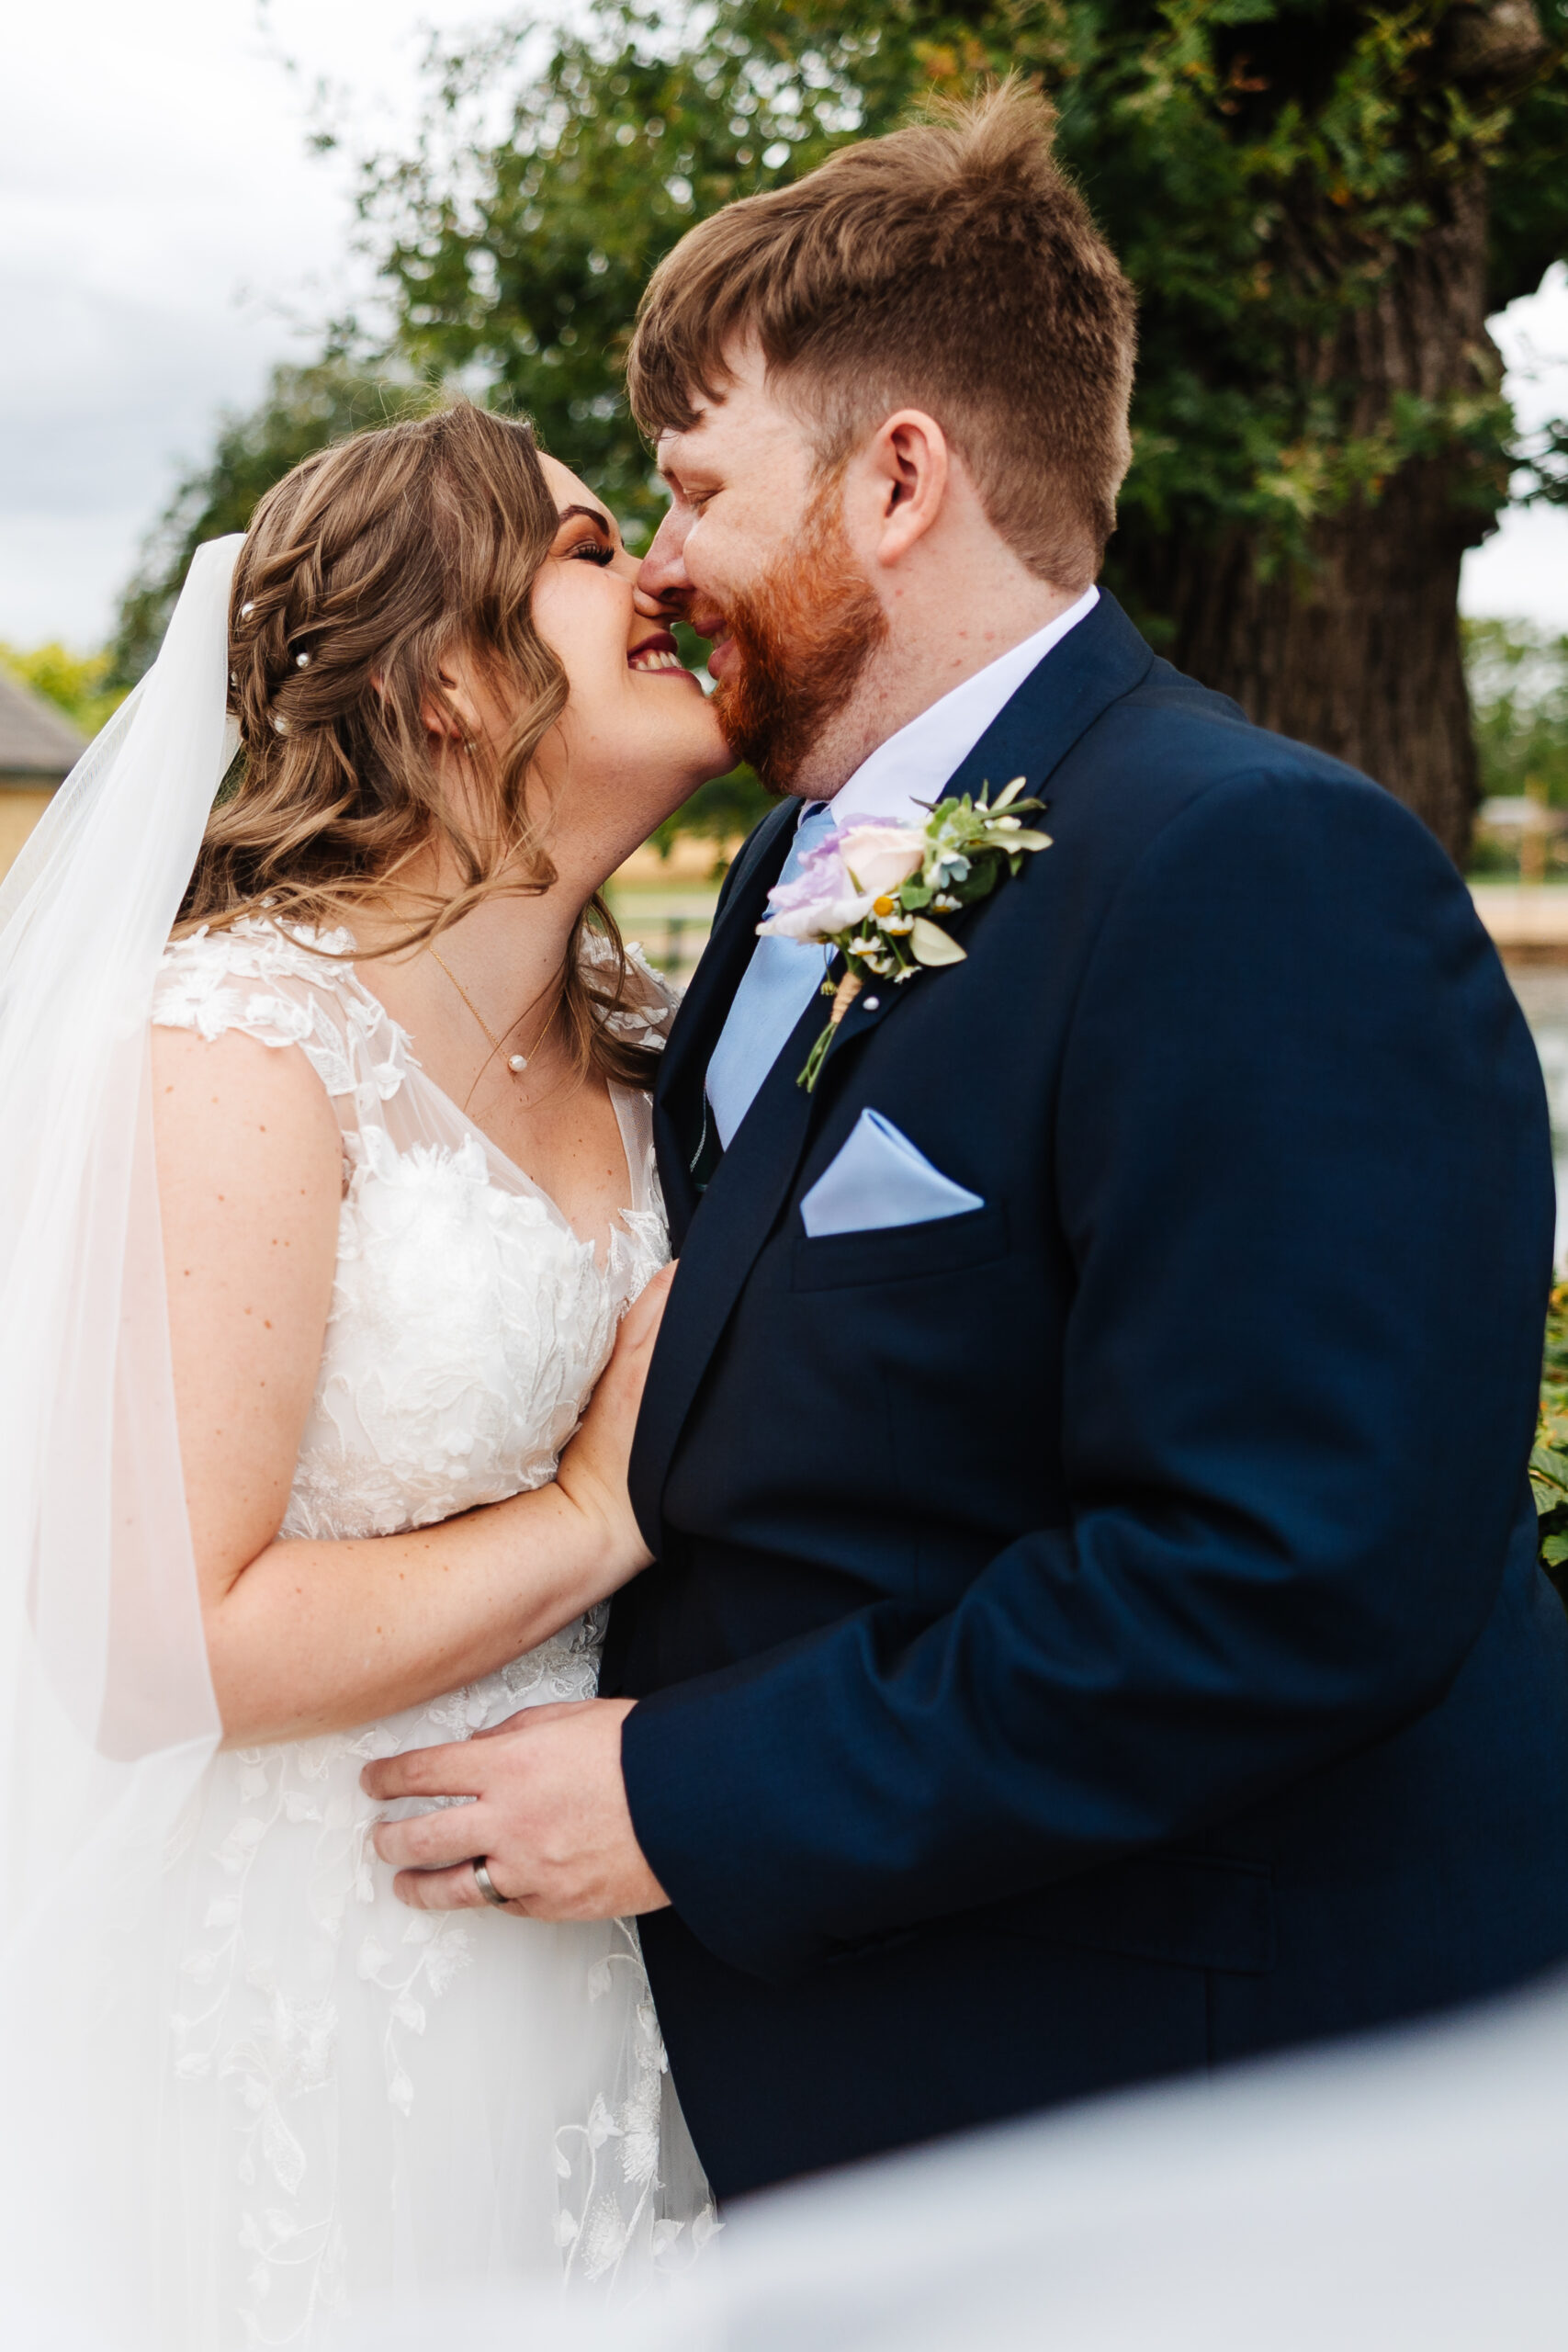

{"left": 335, "top": 947, "right": 641, "bottom": 1266}
{"left": 412, "top": 1058, "right": 642, "bottom": 1266}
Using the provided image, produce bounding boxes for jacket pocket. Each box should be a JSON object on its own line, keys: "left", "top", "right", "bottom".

{"left": 790, "top": 1202, "right": 1010, "bottom": 1293}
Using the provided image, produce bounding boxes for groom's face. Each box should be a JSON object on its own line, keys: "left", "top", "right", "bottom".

{"left": 639, "top": 343, "right": 887, "bottom": 797}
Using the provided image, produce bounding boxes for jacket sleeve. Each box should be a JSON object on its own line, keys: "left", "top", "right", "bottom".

{"left": 620, "top": 764, "right": 1555, "bottom": 1981}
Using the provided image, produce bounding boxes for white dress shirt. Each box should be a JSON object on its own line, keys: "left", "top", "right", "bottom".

{"left": 704, "top": 586, "right": 1099, "bottom": 1148}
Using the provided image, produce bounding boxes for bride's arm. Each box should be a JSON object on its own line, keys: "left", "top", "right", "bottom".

{"left": 152, "top": 1023, "right": 663, "bottom": 1747}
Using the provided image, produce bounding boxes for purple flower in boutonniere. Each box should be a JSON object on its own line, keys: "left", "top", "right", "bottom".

{"left": 757, "top": 781, "right": 1052, "bottom": 1091}
{"left": 761, "top": 819, "right": 927, "bottom": 941}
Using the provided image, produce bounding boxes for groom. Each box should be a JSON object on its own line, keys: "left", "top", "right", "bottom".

{"left": 367, "top": 88, "right": 1568, "bottom": 2195}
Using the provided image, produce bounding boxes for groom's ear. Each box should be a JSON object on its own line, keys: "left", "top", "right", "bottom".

{"left": 852, "top": 410, "right": 952, "bottom": 571}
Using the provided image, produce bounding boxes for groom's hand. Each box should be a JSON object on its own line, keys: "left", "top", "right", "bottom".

{"left": 362, "top": 1698, "right": 670, "bottom": 1921}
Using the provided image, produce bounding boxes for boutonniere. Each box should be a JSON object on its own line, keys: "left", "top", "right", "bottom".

{"left": 756, "top": 780, "right": 1052, "bottom": 1091}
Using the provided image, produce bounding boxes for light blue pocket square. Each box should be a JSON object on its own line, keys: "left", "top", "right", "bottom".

{"left": 800, "top": 1109, "right": 985, "bottom": 1238}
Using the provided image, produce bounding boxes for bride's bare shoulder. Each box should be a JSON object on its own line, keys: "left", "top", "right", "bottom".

{"left": 148, "top": 1017, "right": 341, "bottom": 1603}
{"left": 151, "top": 922, "right": 348, "bottom": 1197}
{"left": 149, "top": 1018, "right": 343, "bottom": 1230}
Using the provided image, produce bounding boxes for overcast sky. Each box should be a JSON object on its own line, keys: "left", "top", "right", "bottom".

{"left": 0, "top": 0, "right": 519, "bottom": 646}
{"left": 3, "top": 2, "right": 1565, "bottom": 649}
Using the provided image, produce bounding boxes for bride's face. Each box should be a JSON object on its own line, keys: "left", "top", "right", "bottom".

{"left": 523, "top": 454, "right": 732, "bottom": 859}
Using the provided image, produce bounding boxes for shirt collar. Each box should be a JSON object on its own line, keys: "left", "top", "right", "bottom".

{"left": 823, "top": 584, "right": 1099, "bottom": 831}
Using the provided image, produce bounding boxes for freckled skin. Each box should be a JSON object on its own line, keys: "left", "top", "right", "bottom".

{"left": 151, "top": 991, "right": 676, "bottom": 1750}
{"left": 146, "top": 545, "right": 700, "bottom": 1749}
{"left": 149, "top": 451, "right": 709, "bottom": 1834}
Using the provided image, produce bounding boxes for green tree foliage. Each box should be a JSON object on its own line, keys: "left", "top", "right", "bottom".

{"left": 647, "top": 762, "right": 775, "bottom": 854}
{"left": 112, "top": 1, "right": 1568, "bottom": 847}
{"left": 366, "top": 0, "right": 1567, "bottom": 565}
{"left": 0, "top": 641, "right": 126, "bottom": 736}
{"left": 360, "top": 0, "right": 1568, "bottom": 857}
{"left": 109, "top": 359, "right": 430, "bottom": 684}
{"left": 1466, "top": 616, "right": 1568, "bottom": 804}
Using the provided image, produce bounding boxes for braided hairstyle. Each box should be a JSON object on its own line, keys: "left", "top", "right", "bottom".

{"left": 178, "top": 399, "right": 657, "bottom": 1088}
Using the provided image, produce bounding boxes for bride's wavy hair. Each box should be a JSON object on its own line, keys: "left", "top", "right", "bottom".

{"left": 177, "top": 399, "right": 657, "bottom": 1086}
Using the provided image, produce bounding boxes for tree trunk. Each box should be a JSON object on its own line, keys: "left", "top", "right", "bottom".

{"left": 1111, "top": 170, "right": 1503, "bottom": 868}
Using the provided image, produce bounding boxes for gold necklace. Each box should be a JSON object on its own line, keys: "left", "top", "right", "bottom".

{"left": 428, "top": 944, "right": 558, "bottom": 1081}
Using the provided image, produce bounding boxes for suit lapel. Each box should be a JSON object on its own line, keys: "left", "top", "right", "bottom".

{"left": 631, "top": 593, "right": 1156, "bottom": 1553}
{"left": 652, "top": 800, "right": 797, "bottom": 1245}
{"left": 813, "top": 591, "right": 1156, "bottom": 1080}
{"left": 631, "top": 977, "right": 832, "bottom": 1547}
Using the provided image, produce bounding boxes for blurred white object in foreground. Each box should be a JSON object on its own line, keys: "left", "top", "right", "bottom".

{"left": 349, "top": 1968, "right": 1568, "bottom": 2352}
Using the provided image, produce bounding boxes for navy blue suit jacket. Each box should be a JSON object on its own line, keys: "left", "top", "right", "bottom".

{"left": 604, "top": 593, "right": 1568, "bottom": 2199}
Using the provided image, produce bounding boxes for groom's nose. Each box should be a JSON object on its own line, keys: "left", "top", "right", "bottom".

{"left": 636, "top": 504, "right": 693, "bottom": 615}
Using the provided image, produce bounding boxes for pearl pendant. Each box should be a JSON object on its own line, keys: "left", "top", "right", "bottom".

{"left": 507, "top": 1053, "right": 528, "bottom": 1074}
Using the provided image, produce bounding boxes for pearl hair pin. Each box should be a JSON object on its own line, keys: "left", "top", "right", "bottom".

{"left": 296, "top": 651, "right": 310, "bottom": 669}
{"left": 240, "top": 602, "right": 254, "bottom": 618}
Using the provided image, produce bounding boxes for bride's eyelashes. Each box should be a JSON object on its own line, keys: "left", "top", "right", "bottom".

{"left": 550, "top": 507, "right": 620, "bottom": 567}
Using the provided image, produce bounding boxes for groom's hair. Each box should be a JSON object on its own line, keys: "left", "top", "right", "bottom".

{"left": 626, "top": 83, "right": 1136, "bottom": 591}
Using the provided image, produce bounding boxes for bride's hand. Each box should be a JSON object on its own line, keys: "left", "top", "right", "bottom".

{"left": 553, "top": 1261, "right": 677, "bottom": 1589}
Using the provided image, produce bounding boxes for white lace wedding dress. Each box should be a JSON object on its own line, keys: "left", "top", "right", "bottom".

{"left": 148, "top": 919, "right": 709, "bottom": 2350}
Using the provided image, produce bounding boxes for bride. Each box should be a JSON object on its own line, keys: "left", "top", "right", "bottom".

{"left": 0, "top": 401, "right": 730, "bottom": 2349}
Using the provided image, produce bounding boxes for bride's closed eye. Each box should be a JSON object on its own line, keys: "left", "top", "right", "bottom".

{"left": 551, "top": 507, "right": 619, "bottom": 567}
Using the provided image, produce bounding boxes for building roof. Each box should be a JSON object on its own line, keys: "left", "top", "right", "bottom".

{"left": 0, "top": 665, "right": 87, "bottom": 786}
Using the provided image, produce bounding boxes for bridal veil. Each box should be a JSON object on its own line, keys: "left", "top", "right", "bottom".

{"left": 0, "top": 541, "right": 240, "bottom": 2345}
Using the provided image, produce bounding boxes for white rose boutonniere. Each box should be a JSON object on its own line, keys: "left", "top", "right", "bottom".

{"left": 757, "top": 780, "right": 1052, "bottom": 1091}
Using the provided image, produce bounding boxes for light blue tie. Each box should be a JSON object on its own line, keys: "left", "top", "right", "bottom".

{"left": 705, "top": 803, "right": 838, "bottom": 1149}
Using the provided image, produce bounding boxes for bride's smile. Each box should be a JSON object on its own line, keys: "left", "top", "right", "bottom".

{"left": 524, "top": 453, "right": 729, "bottom": 864}
{"left": 336, "top": 448, "right": 730, "bottom": 1254}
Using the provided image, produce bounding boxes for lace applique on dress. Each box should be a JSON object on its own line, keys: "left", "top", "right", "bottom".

{"left": 155, "top": 922, "right": 408, "bottom": 1122}
{"left": 151, "top": 921, "right": 708, "bottom": 2346}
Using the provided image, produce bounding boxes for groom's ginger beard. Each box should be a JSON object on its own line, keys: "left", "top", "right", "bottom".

{"left": 709, "top": 478, "right": 888, "bottom": 797}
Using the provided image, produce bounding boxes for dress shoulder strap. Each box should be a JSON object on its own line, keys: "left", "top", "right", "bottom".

{"left": 152, "top": 920, "right": 412, "bottom": 1125}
